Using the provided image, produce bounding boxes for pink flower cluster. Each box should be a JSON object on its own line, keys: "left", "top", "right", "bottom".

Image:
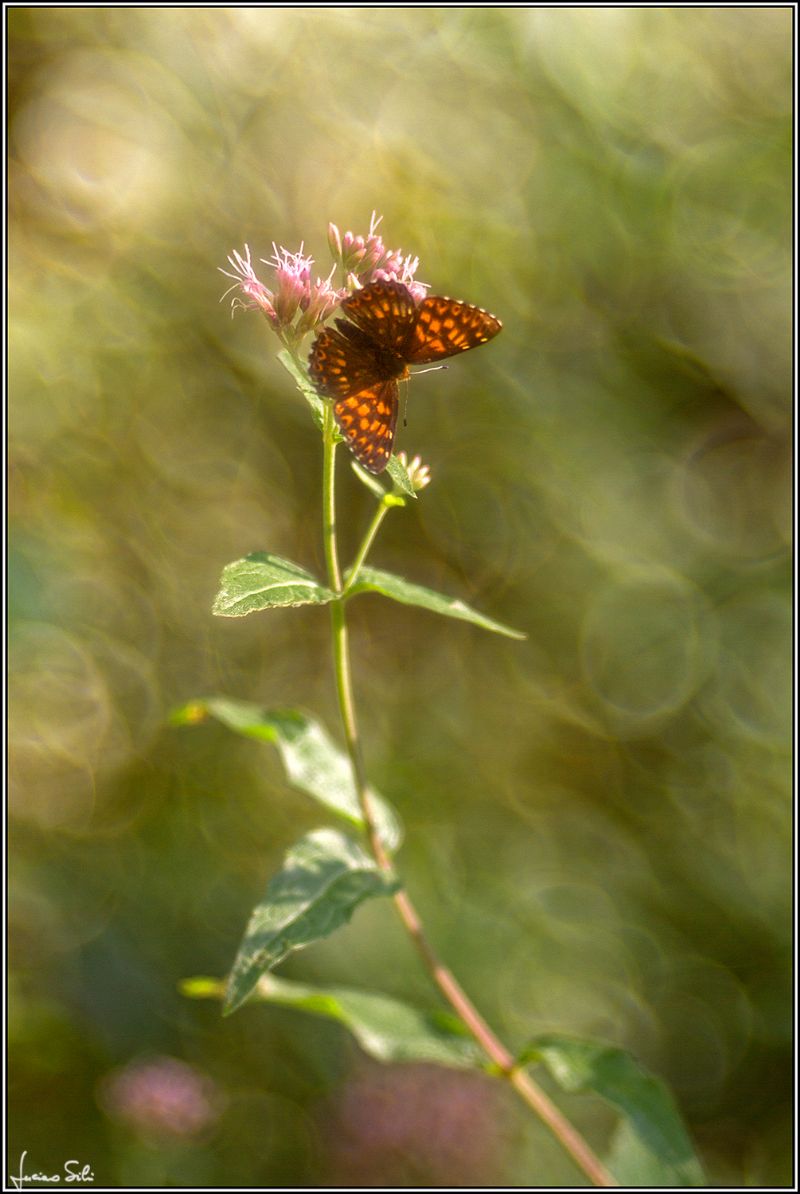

{"left": 219, "top": 243, "right": 344, "bottom": 341}
{"left": 220, "top": 213, "right": 428, "bottom": 341}
{"left": 328, "top": 212, "right": 428, "bottom": 303}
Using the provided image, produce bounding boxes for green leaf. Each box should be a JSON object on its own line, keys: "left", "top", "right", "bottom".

{"left": 277, "top": 348, "right": 326, "bottom": 430}
{"left": 346, "top": 566, "right": 526, "bottom": 640}
{"left": 518, "top": 1035, "right": 706, "bottom": 1187}
{"left": 385, "top": 454, "right": 416, "bottom": 498}
{"left": 225, "top": 828, "right": 399, "bottom": 1015}
{"left": 171, "top": 698, "right": 403, "bottom": 852}
{"left": 349, "top": 454, "right": 414, "bottom": 499}
{"left": 185, "top": 972, "right": 484, "bottom": 1069}
{"left": 212, "top": 552, "right": 334, "bottom": 617}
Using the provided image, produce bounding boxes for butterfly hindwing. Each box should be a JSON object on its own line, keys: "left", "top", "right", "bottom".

{"left": 406, "top": 295, "right": 502, "bottom": 364}
{"left": 333, "top": 380, "right": 399, "bottom": 474}
{"left": 308, "top": 325, "right": 389, "bottom": 400}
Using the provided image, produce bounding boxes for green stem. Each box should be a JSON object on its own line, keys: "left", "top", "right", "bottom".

{"left": 322, "top": 403, "right": 342, "bottom": 593}
{"left": 320, "top": 418, "right": 614, "bottom": 1189}
{"left": 342, "top": 499, "right": 391, "bottom": 594}
{"left": 323, "top": 410, "right": 390, "bottom": 872}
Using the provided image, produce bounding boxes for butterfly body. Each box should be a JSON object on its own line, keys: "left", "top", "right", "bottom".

{"left": 309, "top": 279, "right": 502, "bottom": 473}
{"left": 332, "top": 318, "right": 411, "bottom": 385}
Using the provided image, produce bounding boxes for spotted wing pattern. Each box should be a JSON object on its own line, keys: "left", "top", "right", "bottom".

{"left": 333, "top": 380, "right": 398, "bottom": 474}
{"left": 406, "top": 295, "right": 503, "bottom": 364}
{"left": 308, "top": 280, "right": 502, "bottom": 474}
{"left": 308, "top": 324, "right": 388, "bottom": 402}
{"left": 341, "top": 278, "right": 419, "bottom": 354}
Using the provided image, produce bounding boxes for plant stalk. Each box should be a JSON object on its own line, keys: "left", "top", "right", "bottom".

{"left": 321, "top": 418, "right": 615, "bottom": 1188}
{"left": 343, "top": 499, "right": 390, "bottom": 594}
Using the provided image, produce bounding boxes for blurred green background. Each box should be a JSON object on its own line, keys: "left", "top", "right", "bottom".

{"left": 9, "top": 7, "right": 792, "bottom": 1187}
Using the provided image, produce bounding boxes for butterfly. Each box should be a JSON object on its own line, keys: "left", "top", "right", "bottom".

{"left": 308, "top": 278, "right": 502, "bottom": 473}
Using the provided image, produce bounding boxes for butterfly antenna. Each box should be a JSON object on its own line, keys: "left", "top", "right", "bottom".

{"left": 411, "top": 364, "right": 449, "bottom": 377}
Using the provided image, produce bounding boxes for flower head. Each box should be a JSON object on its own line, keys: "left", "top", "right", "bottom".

{"left": 372, "top": 252, "right": 427, "bottom": 303}
{"left": 329, "top": 211, "right": 428, "bottom": 303}
{"left": 221, "top": 215, "right": 428, "bottom": 347}
{"left": 266, "top": 242, "right": 313, "bottom": 325}
{"left": 396, "top": 451, "right": 432, "bottom": 492}
{"left": 296, "top": 263, "right": 343, "bottom": 335}
{"left": 220, "top": 241, "right": 346, "bottom": 342}
{"left": 219, "top": 245, "right": 279, "bottom": 324}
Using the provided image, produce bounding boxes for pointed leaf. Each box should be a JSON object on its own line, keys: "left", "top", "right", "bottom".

{"left": 385, "top": 455, "right": 416, "bottom": 498}
{"left": 212, "top": 552, "right": 334, "bottom": 617}
{"left": 225, "top": 828, "right": 399, "bottom": 1014}
{"left": 518, "top": 1035, "right": 705, "bottom": 1187}
{"left": 349, "top": 453, "right": 414, "bottom": 499}
{"left": 277, "top": 348, "right": 326, "bottom": 429}
{"left": 184, "top": 973, "right": 484, "bottom": 1069}
{"left": 346, "top": 566, "right": 526, "bottom": 640}
{"left": 171, "top": 699, "right": 402, "bottom": 852}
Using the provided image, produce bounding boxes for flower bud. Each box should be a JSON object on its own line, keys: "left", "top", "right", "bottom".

{"left": 327, "top": 221, "right": 343, "bottom": 262}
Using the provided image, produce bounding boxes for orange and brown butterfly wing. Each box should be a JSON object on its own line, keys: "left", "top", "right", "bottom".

{"left": 405, "top": 295, "right": 502, "bottom": 364}
{"left": 333, "top": 380, "right": 398, "bottom": 475}
{"left": 311, "top": 283, "right": 501, "bottom": 473}
{"left": 341, "top": 279, "right": 419, "bottom": 354}
{"left": 309, "top": 325, "right": 389, "bottom": 400}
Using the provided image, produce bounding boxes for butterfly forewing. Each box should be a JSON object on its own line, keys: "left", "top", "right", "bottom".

{"left": 406, "top": 296, "right": 502, "bottom": 364}
{"left": 341, "top": 279, "right": 419, "bottom": 354}
{"left": 333, "top": 380, "right": 398, "bottom": 474}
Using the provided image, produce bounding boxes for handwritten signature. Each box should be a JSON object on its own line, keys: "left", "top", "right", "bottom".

{"left": 10, "top": 1152, "right": 94, "bottom": 1189}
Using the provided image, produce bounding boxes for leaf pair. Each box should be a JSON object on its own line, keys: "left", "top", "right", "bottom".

{"left": 171, "top": 700, "right": 404, "bottom": 1005}
{"left": 212, "top": 550, "right": 525, "bottom": 639}
{"left": 184, "top": 971, "right": 705, "bottom": 1186}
